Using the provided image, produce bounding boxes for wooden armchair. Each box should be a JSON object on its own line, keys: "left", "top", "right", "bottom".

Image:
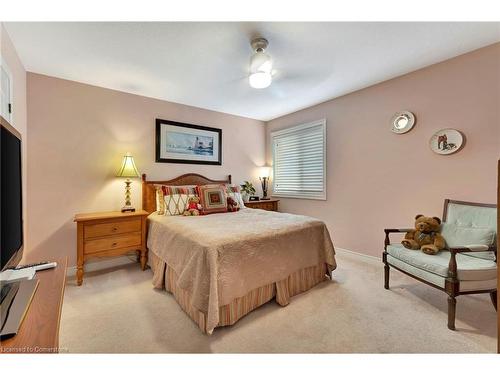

{"left": 383, "top": 199, "right": 497, "bottom": 330}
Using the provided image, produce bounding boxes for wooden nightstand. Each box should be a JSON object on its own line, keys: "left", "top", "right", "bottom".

{"left": 74, "top": 210, "right": 149, "bottom": 286}
{"left": 244, "top": 199, "right": 279, "bottom": 211}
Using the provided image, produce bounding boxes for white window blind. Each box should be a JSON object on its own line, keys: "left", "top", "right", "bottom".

{"left": 271, "top": 119, "right": 326, "bottom": 200}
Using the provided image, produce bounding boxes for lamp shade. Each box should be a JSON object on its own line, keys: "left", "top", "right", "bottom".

{"left": 260, "top": 166, "right": 271, "bottom": 178}
{"left": 117, "top": 153, "right": 140, "bottom": 178}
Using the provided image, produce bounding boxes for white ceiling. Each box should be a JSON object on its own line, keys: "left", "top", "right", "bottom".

{"left": 4, "top": 22, "right": 500, "bottom": 121}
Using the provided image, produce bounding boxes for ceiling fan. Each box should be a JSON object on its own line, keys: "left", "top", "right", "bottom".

{"left": 245, "top": 36, "right": 325, "bottom": 97}
{"left": 248, "top": 37, "right": 273, "bottom": 89}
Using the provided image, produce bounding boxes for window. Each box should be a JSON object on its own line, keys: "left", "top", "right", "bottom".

{"left": 1, "top": 59, "right": 13, "bottom": 123}
{"left": 271, "top": 119, "right": 326, "bottom": 200}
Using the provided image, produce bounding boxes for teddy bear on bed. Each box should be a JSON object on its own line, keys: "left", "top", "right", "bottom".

{"left": 183, "top": 196, "right": 202, "bottom": 216}
{"left": 401, "top": 214, "right": 445, "bottom": 255}
{"left": 227, "top": 196, "right": 240, "bottom": 212}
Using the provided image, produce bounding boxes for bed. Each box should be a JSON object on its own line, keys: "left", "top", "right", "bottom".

{"left": 142, "top": 173, "right": 336, "bottom": 334}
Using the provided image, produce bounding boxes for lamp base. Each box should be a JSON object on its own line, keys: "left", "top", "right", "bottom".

{"left": 121, "top": 206, "right": 136, "bottom": 213}
{"left": 261, "top": 197, "right": 270, "bottom": 200}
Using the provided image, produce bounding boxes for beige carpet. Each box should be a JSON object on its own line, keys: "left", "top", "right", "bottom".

{"left": 60, "top": 250, "right": 497, "bottom": 353}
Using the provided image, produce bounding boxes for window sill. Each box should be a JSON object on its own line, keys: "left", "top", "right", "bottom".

{"left": 271, "top": 194, "right": 326, "bottom": 201}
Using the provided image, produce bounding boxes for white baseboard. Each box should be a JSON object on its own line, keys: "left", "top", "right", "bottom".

{"left": 66, "top": 255, "right": 136, "bottom": 277}
{"left": 336, "top": 247, "right": 381, "bottom": 264}
{"left": 65, "top": 249, "right": 378, "bottom": 277}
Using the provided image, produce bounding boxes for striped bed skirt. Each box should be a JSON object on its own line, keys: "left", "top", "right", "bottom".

{"left": 149, "top": 251, "right": 328, "bottom": 334}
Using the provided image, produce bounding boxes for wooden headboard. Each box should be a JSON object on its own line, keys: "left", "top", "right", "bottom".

{"left": 141, "top": 173, "right": 232, "bottom": 213}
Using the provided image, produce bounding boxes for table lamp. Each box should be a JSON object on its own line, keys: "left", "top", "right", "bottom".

{"left": 116, "top": 152, "right": 140, "bottom": 212}
{"left": 259, "top": 166, "right": 271, "bottom": 200}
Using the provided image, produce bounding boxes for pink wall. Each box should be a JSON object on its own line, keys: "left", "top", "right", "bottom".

{"left": 1, "top": 24, "right": 28, "bottom": 250}
{"left": 27, "top": 74, "right": 265, "bottom": 266}
{"left": 266, "top": 43, "right": 500, "bottom": 258}
{"left": 24, "top": 42, "right": 500, "bottom": 265}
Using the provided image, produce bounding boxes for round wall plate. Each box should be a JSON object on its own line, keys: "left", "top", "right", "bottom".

{"left": 390, "top": 111, "right": 415, "bottom": 134}
{"left": 429, "top": 128, "right": 465, "bottom": 155}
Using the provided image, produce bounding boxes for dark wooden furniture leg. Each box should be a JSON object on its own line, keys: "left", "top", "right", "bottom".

{"left": 447, "top": 296, "right": 457, "bottom": 330}
{"left": 446, "top": 252, "right": 459, "bottom": 331}
{"left": 384, "top": 263, "right": 390, "bottom": 290}
{"left": 490, "top": 291, "right": 497, "bottom": 311}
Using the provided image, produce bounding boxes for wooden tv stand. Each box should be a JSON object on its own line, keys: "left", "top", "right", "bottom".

{"left": 0, "top": 256, "right": 67, "bottom": 354}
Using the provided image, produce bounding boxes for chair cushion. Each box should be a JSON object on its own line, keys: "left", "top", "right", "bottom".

{"left": 463, "top": 251, "right": 497, "bottom": 262}
{"left": 441, "top": 222, "right": 496, "bottom": 248}
{"left": 445, "top": 203, "right": 496, "bottom": 231}
{"left": 386, "top": 244, "right": 497, "bottom": 281}
{"left": 386, "top": 255, "right": 497, "bottom": 292}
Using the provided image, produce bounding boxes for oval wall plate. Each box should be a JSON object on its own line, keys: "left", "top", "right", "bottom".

{"left": 429, "top": 128, "right": 465, "bottom": 155}
{"left": 390, "top": 111, "right": 415, "bottom": 134}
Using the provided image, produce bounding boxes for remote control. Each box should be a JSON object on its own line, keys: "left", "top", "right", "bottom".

{"left": 33, "top": 262, "right": 57, "bottom": 272}
{"left": 12, "top": 261, "right": 49, "bottom": 270}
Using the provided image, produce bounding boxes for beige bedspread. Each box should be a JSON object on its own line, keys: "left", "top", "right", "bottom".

{"left": 147, "top": 208, "right": 336, "bottom": 333}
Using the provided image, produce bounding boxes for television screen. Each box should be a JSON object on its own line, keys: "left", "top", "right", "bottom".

{"left": 1, "top": 122, "right": 23, "bottom": 271}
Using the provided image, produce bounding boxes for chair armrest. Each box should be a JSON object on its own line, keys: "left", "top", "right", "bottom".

{"left": 384, "top": 228, "right": 413, "bottom": 234}
{"left": 448, "top": 245, "right": 490, "bottom": 254}
{"left": 447, "top": 245, "right": 493, "bottom": 279}
{"left": 384, "top": 228, "right": 413, "bottom": 250}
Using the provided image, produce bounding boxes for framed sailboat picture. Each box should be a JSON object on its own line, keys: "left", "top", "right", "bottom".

{"left": 155, "top": 119, "right": 222, "bottom": 165}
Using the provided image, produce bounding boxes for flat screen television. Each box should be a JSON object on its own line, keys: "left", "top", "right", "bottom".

{"left": 1, "top": 116, "right": 23, "bottom": 271}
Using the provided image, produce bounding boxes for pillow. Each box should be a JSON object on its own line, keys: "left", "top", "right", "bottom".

{"left": 226, "top": 184, "right": 245, "bottom": 209}
{"left": 197, "top": 184, "right": 228, "bottom": 215}
{"left": 155, "top": 185, "right": 197, "bottom": 215}
{"left": 155, "top": 187, "right": 165, "bottom": 214}
{"left": 441, "top": 222, "right": 496, "bottom": 248}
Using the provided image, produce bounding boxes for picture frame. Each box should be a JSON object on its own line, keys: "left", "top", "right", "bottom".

{"left": 155, "top": 119, "right": 222, "bottom": 165}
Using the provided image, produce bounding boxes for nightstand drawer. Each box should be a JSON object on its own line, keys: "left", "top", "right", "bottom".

{"left": 245, "top": 200, "right": 279, "bottom": 211}
{"left": 259, "top": 202, "right": 275, "bottom": 211}
{"left": 84, "top": 218, "right": 141, "bottom": 239}
{"left": 84, "top": 232, "right": 142, "bottom": 254}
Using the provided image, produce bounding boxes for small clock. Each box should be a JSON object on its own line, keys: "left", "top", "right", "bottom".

{"left": 390, "top": 111, "right": 415, "bottom": 134}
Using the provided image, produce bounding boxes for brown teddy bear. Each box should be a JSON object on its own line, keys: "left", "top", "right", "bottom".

{"left": 183, "top": 196, "right": 202, "bottom": 216}
{"left": 227, "top": 196, "right": 239, "bottom": 212}
{"left": 401, "top": 214, "right": 445, "bottom": 255}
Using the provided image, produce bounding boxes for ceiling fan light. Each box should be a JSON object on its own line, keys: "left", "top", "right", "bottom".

{"left": 249, "top": 72, "right": 272, "bottom": 89}
{"left": 250, "top": 52, "right": 273, "bottom": 74}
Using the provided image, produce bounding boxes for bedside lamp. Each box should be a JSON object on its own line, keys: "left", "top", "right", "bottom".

{"left": 259, "top": 166, "right": 271, "bottom": 200}
{"left": 116, "top": 152, "right": 140, "bottom": 212}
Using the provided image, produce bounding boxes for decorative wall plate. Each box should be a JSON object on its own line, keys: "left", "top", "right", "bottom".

{"left": 429, "top": 128, "right": 465, "bottom": 155}
{"left": 390, "top": 111, "right": 415, "bottom": 134}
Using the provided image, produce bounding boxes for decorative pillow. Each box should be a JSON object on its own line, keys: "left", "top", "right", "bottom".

{"left": 226, "top": 184, "right": 245, "bottom": 209}
{"left": 155, "top": 185, "right": 197, "bottom": 215}
{"left": 196, "top": 184, "right": 228, "bottom": 215}
{"left": 441, "top": 222, "right": 496, "bottom": 248}
{"left": 155, "top": 187, "right": 165, "bottom": 214}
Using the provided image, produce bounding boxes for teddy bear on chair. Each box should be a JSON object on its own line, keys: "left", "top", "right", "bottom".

{"left": 401, "top": 214, "right": 446, "bottom": 255}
